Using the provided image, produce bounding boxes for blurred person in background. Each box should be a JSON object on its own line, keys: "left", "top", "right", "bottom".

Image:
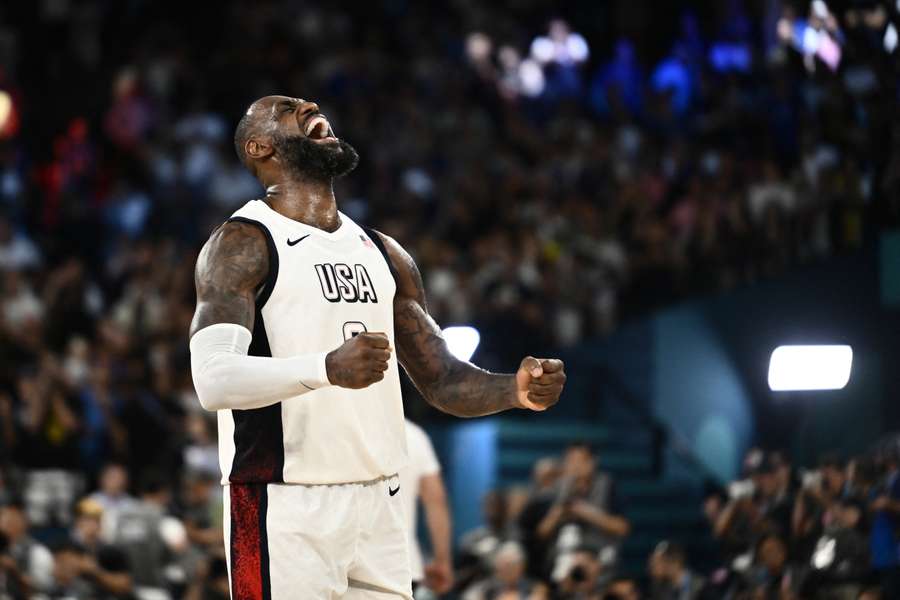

{"left": 183, "top": 556, "right": 230, "bottom": 600}
{"left": 533, "top": 443, "right": 630, "bottom": 579}
{"left": 45, "top": 540, "right": 95, "bottom": 600}
{"left": 398, "top": 419, "right": 453, "bottom": 597}
{"left": 554, "top": 544, "right": 604, "bottom": 600}
{"left": 89, "top": 463, "right": 137, "bottom": 544}
{"left": 646, "top": 541, "right": 703, "bottom": 600}
{"left": 113, "top": 470, "right": 187, "bottom": 599}
{"left": 0, "top": 499, "right": 53, "bottom": 596}
{"left": 179, "top": 471, "right": 222, "bottom": 560}
{"left": 744, "top": 532, "right": 804, "bottom": 599}
{"left": 181, "top": 415, "right": 219, "bottom": 480}
{"left": 462, "top": 541, "right": 547, "bottom": 600}
{"left": 601, "top": 576, "right": 641, "bottom": 600}
{"left": 458, "top": 490, "right": 511, "bottom": 591}
{"left": 68, "top": 497, "right": 133, "bottom": 599}
{"left": 793, "top": 455, "right": 849, "bottom": 563}
{"left": 867, "top": 449, "right": 900, "bottom": 597}
{"left": 803, "top": 497, "right": 870, "bottom": 599}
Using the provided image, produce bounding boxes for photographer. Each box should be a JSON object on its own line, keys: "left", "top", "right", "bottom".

{"left": 803, "top": 498, "right": 870, "bottom": 599}
{"left": 793, "top": 456, "right": 849, "bottom": 560}
{"left": 713, "top": 455, "right": 792, "bottom": 562}
{"left": 534, "top": 444, "right": 630, "bottom": 577}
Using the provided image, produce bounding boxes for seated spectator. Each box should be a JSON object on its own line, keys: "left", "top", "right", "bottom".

{"left": 69, "top": 497, "right": 133, "bottom": 599}
{"left": 531, "top": 458, "right": 561, "bottom": 494}
{"left": 46, "top": 540, "right": 94, "bottom": 599}
{"left": 745, "top": 532, "right": 805, "bottom": 599}
{"left": 89, "top": 463, "right": 137, "bottom": 544}
{"left": 463, "top": 541, "right": 548, "bottom": 600}
{"left": 602, "top": 576, "right": 642, "bottom": 600}
{"left": 180, "top": 470, "right": 222, "bottom": 553}
{"left": 867, "top": 449, "right": 900, "bottom": 597}
{"left": 554, "top": 545, "right": 604, "bottom": 600}
{"left": 457, "top": 490, "right": 511, "bottom": 589}
{"left": 113, "top": 470, "right": 188, "bottom": 597}
{"left": 533, "top": 443, "right": 630, "bottom": 576}
{"left": 0, "top": 498, "right": 54, "bottom": 595}
{"left": 647, "top": 541, "right": 703, "bottom": 600}
{"left": 184, "top": 556, "right": 231, "bottom": 600}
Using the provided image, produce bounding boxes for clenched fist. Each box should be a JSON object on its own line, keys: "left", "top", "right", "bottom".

{"left": 514, "top": 356, "right": 565, "bottom": 411}
{"left": 326, "top": 332, "right": 392, "bottom": 389}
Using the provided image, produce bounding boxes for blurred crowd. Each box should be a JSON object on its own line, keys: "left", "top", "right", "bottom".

{"left": 448, "top": 439, "right": 900, "bottom": 600}
{"left": 0, "top": 0, "right": 898, "bottom": 598}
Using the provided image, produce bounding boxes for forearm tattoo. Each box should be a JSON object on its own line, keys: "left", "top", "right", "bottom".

{"left": 383, "top": 234, "right": 516, "bottom": 417}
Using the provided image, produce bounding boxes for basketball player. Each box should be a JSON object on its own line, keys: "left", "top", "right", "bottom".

{"left": 188, "top": 96, "right": 566, "bottom": 600}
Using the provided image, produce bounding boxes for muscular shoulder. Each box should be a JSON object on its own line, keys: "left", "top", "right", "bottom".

{"left": 195, "top": 220, "right": 269, "bottom": 292}
{"left": 370, "top": 230, "right": 425, "bottom": 306}
{"left": 190, "top": 220, "right": 270, "bottom": 337}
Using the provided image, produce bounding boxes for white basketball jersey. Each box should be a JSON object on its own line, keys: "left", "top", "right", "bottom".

{"left": 216, "top": 199, "right": 407, "bottom": 485}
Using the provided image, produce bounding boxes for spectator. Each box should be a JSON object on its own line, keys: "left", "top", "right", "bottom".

{"left": 89, "top": 463, "right": 137, "bottom": 544}
{"left": 179, "top": 471, "right": 221, "bottom": 557}
{"left": 463, "top": 541, "right": 548, "bottom": 600}
{"left": 745, "top": 532, "right": 804, "bottom": 599}
{"left": 0, "top": 499, "right": 54, "bottom": 595}
{"left": 112, "top": 470, "right": 187, "bottom": 596}
{"left": 534, "top": 443, "right": 629, "bottom": 575}
{"left": 602, "top": 576, "right": 641, "bottom": 600}
{"left": 183, "top": 556, "right": 230, "bottom": 600}
{"left": 554, "top": 545, "right": 604, "bottom": 600}
{"left": 69, "top": 497, "right": 133, "bottom": 598}
{"left": 647, "top": 541, "right": 703, "bottom": 600}
{"left": 458, "top": 491, "right": 511, "bottom": 590}
{"left": 45, "top": 540, "right": 94, "bottom": 599}
{"left": 867, "top": 450, "right": 900, "bottom": 597}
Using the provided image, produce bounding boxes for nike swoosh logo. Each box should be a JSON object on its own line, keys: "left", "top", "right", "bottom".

{"left": 388, "top": 485, "right": 400, "bottom": 497}
{"left": 287, "top": 234, "right": 311, "bottom": 246}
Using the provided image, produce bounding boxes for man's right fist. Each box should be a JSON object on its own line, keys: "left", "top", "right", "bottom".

{"left": 325, "top": 332, "right": 392, "bottom": 389}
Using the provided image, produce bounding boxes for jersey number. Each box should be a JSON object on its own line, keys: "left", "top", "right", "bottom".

{"left": 343, "top": 321, "right": 368, "bottom": 341}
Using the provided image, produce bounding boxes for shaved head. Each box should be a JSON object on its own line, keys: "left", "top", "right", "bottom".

{"left": 233, "top": 95, "right": 358, "bottom": 183}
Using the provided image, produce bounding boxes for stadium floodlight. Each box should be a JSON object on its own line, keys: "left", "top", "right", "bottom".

{"left": 443, "top": 326, "right": 481, "bottom": 362}
{"left": 767, "top": 345, "right": 853, "bottom": 391}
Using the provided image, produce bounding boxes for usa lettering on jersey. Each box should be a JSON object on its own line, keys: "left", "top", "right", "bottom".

{"left": 315, "top": 263, "right": 378, "bottom": 303}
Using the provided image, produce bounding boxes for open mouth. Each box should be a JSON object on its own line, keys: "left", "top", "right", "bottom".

{"left": 304, "top": 114, "right": 337, "bottom": 142}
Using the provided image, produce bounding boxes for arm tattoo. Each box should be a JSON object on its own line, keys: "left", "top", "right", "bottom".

{"left": 378, "top": 233, "right": 517, "bottom": 417}
{"left": 189, "top": 221, "right": 269, "bottom": 338}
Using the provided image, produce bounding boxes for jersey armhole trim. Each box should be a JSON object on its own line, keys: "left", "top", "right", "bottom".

{"left": 226, "top": 216, "right": 279, "bottom": 310}
{"left": 362, "top": 226, "right": 400, "bottom": 285}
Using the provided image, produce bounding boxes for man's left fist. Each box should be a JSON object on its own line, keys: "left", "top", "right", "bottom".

{"left": 514, "top": 356, "right": 565, "bottom": 411}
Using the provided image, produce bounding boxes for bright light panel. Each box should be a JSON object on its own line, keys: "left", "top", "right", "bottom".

{"left": 767, "top": 345, "right": 853, "bottom": 391}
{"left": 443, "top": 326, "right": 481, "bottom": 362}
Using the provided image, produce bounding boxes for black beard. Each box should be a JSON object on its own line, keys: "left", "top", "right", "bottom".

{"left": 272, "top": 133, "right": 359, "bottom": 181}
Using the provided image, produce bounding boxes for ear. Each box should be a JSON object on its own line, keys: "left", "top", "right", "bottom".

{"left": 245, "top": 137, "right": 274, "bottom": 160}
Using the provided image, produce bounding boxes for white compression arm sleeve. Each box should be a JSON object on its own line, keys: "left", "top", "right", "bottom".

{"left": 189, "top": 323, "right": 331, "bottom": 411}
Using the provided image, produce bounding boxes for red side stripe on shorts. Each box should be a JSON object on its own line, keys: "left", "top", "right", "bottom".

{"left": 230, "top": 484, "right": 271, "bottom": 600}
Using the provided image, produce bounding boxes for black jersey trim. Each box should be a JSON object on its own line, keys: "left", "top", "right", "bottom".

{"left": 362, "top": 226, "right": 399, "bottom": 285}
{"left": 226, "top": 216, "right": 279, "bottom": 310}
{"left": 229, "top": 311, "right": 286, "bottom": 484}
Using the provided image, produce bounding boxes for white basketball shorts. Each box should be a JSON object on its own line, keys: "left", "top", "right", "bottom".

{"left": 222, "top": 476, "right": 412, "bottom": 599}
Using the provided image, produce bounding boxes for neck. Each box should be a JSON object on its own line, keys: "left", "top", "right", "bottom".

{"left": 263, "top": 178, "right": 341, "bottom": 232}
